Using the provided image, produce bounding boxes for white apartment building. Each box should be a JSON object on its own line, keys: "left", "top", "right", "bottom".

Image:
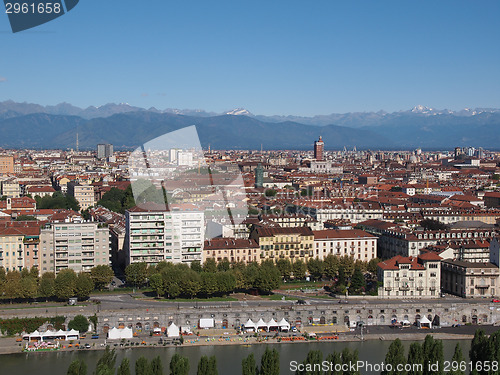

{"left": 313, "top": 229, "right": 377, "bottom": 261}
{"left": 313, "top": 202, "right": 384, "bottom": 225}
{"left": 125, "top": 205, "right": 204, "bottom": 266}
{"left": 40, "top": 217, "right": 110, "bottom": 274}
{"left": 377, "top": 252, "right": 442, "bottom": 298}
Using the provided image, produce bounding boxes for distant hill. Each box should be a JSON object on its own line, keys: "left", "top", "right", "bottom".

{"left": 0, "top": 101, "right": 499, "bottom": 149}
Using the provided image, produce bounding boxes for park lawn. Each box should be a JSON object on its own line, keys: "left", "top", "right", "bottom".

{"left": 150, "top": 296, "right": 239, "bottom": 302}
{"left": 260, "top": 294, "right": 298, "bottom": 301}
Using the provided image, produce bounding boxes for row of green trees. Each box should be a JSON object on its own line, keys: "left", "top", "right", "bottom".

{"left": 124, "top": 255, "right": 380, "bottom": 298}
{"left": 67, "top": 347, "right": 216, "bottom": 375}
{"left": 67, "top": 332, "right": 494, "bottom": 375}
{"left": 0, "top": 264, "right": 114, "bottom": 302}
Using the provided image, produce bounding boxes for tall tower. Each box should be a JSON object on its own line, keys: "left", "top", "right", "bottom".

{"left": 314, "top": 136, "right": 324, "bottom": 161}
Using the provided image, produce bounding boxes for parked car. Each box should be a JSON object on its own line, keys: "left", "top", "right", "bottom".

{"left": 91, "top": 334, "right": 99, "bottom": 339}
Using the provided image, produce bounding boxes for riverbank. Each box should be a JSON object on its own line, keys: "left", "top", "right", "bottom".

{"left": 0, "top": 325, "right": 497, "bottom": 356}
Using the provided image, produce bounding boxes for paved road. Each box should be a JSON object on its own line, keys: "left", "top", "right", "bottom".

{"left": 90, "top": 292, "right": 498, "bottom": 311}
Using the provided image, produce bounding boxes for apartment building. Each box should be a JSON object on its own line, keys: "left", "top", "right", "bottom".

{"left": 377, "top": 252, "right": 442, "bottom": 298}
{"left": 313, "top": 229, "right": 377, "bottom": 261}
{"left": 0, "top": 221, "right": 40, "bottom": 272}
{"left": 203, "top": 238, "right": 260, "bottom": 264}
{"left": 67, "top": 182, "right": 95, "bottom": 210}
{"left": 0, "top": 155, "right": 14, "bottom": 175}
{"left": 377, "top": 228, "right": 495, "bottom": 259}
{"left": 1, "top": 179, "right": 20, "bottom": 198}
{"left": 441, "top": 259, "right": 499, "bottom": 298}
{"left": 250, "top": 226, "right": 314, "bottom": 263}
{"left": 125, "top": 204, "right": 204, "bottom": 266}
{"left": 39, "top": 215, "right": 110, "bottom": 274}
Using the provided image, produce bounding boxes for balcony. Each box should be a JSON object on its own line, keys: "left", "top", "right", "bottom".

{"left": 385, "top": 287, "right": 392, "bottom": 291}
{"left": 399, "top": 285, "right": 410, "bottom": 291}
{"left": 429, "top": 286, "right": 437, "bottom": 291}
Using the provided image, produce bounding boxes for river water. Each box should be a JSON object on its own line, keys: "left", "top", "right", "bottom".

{"left": 1, "top": 339, "right": 471, "bottom": 375}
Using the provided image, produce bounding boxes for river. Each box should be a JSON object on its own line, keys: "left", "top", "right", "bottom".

{"left": 1, "top": 339, "right": 472, "bottom": 375}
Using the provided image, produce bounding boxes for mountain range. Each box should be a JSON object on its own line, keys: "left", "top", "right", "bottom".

{"left": 0, "top": 100, "right": 499, "bottom": 150}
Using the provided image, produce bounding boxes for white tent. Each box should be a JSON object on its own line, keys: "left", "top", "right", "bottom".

{"left": 167, "top": 323, "right": 180, "bottom": 337}
{"left": 107, "top": 327, "right": 121, "bottom": 340}
{"left": 402, "top": 320, "right": 411, "bottom": 327}
{"left": 256, "top": 319, "right": 267, "bottom": 331}
{"left": 199, "top": 318, "right": 214, "bottom": 329}
{"left": 120, "top": 327, "right": 133, "bottom": 339}
{"left": 267, "top": 319, "right": 279, "bottom": 330}
{"left": 418, "top": 316, "right": 431, "bottom": 328}
{"left": 108, "top": 327, "right": 133, "bottom": 340}
{"left": 278, "top": 318, "right": 290, "bottom": 331}
{"left": 56, "top": 329, "right": 66, "bottom": 338}
{"left": 67, "top": 329, "right": 80, "bottom": 339}
{"left": 244, "top": 319, "right": 256, "bottom": 331}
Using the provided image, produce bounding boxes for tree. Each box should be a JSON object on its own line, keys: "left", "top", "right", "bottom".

{"left": 382, "top": 338, "right": 406, "bottom": 375}
{"left": 90, "top": 265, "right": 114, "bottom": 291}
{"left": 135, "top": 356, "right": 150, "bottom": 375}
{"left": 324, "top": 352, "right": 342, "bottom": 375}
{"left": 349, "top": 267, "right": 365, "bottom": 293}
{"left": 170, "top": 354, "right": 190, "bottom": 375}
{"left": 449, "top": 343, "right": 465, "bottom": 375}
{"left": 68, "top": 314, "right": 89, "bottom": 333}
{"left": 275, "top": 258, "right": 292, "bottom": 280}
{"left": 55, "top": 268, "right": 77, "bottom": 300}
{"left": 116, "top": 358, "right": 131, "bottom": 375}
{"left": 420, "top": 219, "right": 448, "bottom": 231}
{"left": 191, "top": 260, "right": 203, "bottom": 273}
{"left": 15, "top": 215, "right": 37, "bottom": 221}
{"left": 149, "top": 273, "right": 165, "bottom": 297}
{"left": 67, "top": 360, "right": 88, "bottom": 375}
{"left": 339, "top": 256, "right": 354, "bottom": 277}
{"left": 150, "top": 356, "right": 163, "bottom": 375}
{"left": 323, "top": 254, "right": 339, "bottom": 280}
{"left": 255, "top": 261, "right": 280, "bottom": 294}
{"left": 75, "top": 272, "right": 94, "bottom": 300}
{"left": 367, "top": 258, "right": 380, "bottom": 274}
{"left": 265, "top": 189, "right": 277, "bottom": 197}
{"left": 4, "top": 270, "right": 22, "bottom": 300}
{"left": 203, "top": 258, "right": 217, "bottom": 273}
{"left": 341, "top": 348, "right": 360, "bottom": 375}
{"left": 19, "top": 276, "right": 38, "bottom": 300}
{"left": 242, "top": 353, "right": 257, "bottom": 375}
{"left": 217, "top": 258, "right": 230, "bottom": 272}
{"left": 292, "top": 259, "right": 306, "bottom": 280}
{"left": 125, "top": 262, "right": 148, "bottom": 288}
{"left": 178, "top": 269, "right": 201, "bottom": 298}
{"left": 297, "top": 350, "right": 323, "bottom": 375}
{"left": 259, "top": 347, "right": 279, "bottom": 375}
{"left": 407, "top": 342, "right": 423, "bottom": 375}
{"left": 39, "top": 272, "right": 56, "bottom": 300}
{"left": 307, "top": 258, "right": 324, "bottom": 281}
{"left": 198, "top": 355, "right": 217, "bottom": 375}
{"left": 95, "top": 347, "right": 117, "bottom": 375}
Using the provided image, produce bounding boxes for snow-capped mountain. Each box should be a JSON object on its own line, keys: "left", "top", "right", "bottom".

{"left": 225, "top": 108, "right": 253, "bottom": 116}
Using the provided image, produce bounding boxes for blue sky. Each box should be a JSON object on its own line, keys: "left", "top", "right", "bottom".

{"left": 0, "top": 0, "right": 499, "bottom": 116}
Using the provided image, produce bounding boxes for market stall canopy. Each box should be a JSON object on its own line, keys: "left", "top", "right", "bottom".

{"left": 278, "top": 318, "right": 290, "bottom": 329}
{"left": 167, "top": 323, "right": 180, "bottom": 337}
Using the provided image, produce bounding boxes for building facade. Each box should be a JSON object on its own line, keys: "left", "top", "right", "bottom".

{"left": 250, "top": 226, "right": 314, "bottom": 263}
{"left": 125, "top": 205, "right": 204, "bottom": 266}
{"left": 377, "top": 253, "right": 442, "bottom": 298}
{"left": 441, "top": 259, "right": 500, "bottom": 298}
{"left": 40, "top": 219, "right": 110, "bottom": 274}
{"left": 203, "top": 238, "right": 260, "bottom": 264}
{"left": 67, "top": 182, "right": 95, "bottom": 210}
{"left": 314, "top": 229, "right": 377, "bottom": 261}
